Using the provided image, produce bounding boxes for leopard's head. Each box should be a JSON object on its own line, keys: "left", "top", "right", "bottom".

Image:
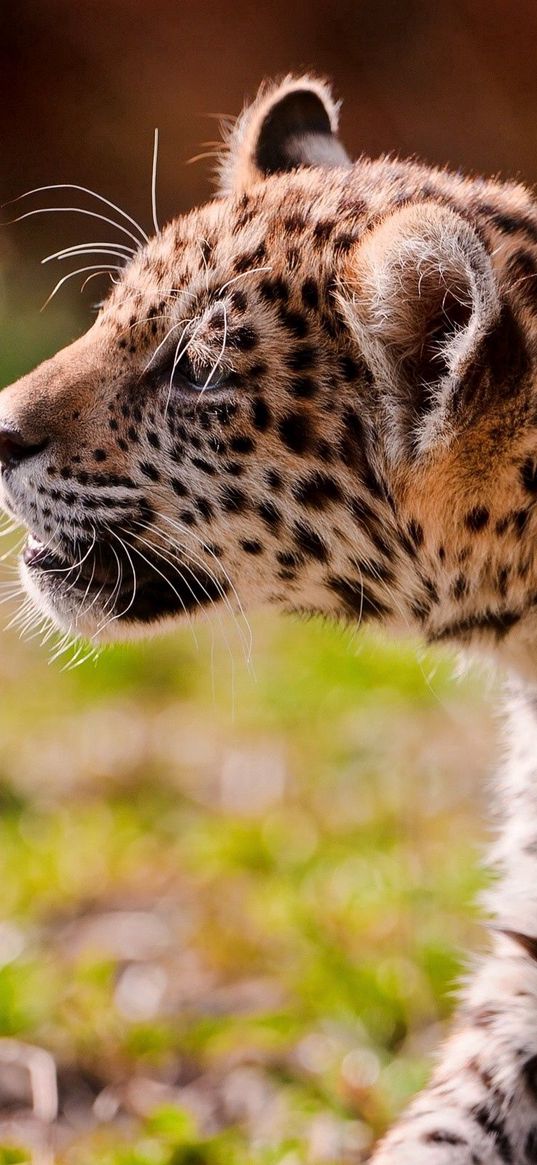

{"left": 3, "top": 76, "right": 537, "bottom": 669}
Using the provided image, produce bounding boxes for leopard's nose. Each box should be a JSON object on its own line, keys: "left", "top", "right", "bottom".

{"left": 0, "top": 426, "right": 49, "bottom": 470}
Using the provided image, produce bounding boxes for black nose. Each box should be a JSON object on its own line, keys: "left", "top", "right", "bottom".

{"left": 0, "top": 427, "right": 48, "bottom": 469}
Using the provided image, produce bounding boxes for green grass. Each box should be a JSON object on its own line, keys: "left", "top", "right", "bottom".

{"left": 0, "top": 304, "right": 495, "bottom": 1162}
{"left": 0, "top": 612, "right": 494, "bottom": 1164}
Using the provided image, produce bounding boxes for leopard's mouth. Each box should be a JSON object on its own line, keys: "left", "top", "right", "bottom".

{"left": 21, "top": 532, "right": 229, "bottom": 632}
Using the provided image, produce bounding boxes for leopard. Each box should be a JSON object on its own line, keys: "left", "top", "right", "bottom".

{"left": 4, "top": 74, "right": 537, "bottom": 1162}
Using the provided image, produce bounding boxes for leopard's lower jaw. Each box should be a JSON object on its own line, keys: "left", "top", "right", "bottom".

{"left": 19, "top": 539, "right": 232, "bottom": 643}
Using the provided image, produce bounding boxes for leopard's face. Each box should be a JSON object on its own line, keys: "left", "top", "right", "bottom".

{"left": 4, "top": 75, "right": 537, "bottom": 666}
{"left": 2, "top": 182, "right": 378, "bottom": 642}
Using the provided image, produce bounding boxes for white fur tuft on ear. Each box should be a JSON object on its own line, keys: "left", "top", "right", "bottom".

{"left": 336, "top": 201, "right": 501, "bottom": 459}
{"left": 218, "top": 74, "right": 350, "bottom": 197}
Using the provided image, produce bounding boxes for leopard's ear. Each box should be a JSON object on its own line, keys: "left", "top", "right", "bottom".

{"left": 218, "top": 75, "right": 351, "bottom": 196}
{"left": 337, "top": 201, "right": 501, "bottom": 460}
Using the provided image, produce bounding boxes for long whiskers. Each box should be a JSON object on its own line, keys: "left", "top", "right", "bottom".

{"left": 4, "top": 183, "right": 149, "bottom": 244}
{"left": 6, "top": 206, "right": 145, "bottom": 250}
{"left": 159, "top": 512, "right": 253, "bottom": 666}
{"left": 132, "top": 515, "right": 253, "bottom": 670}
{"left": 92, "top": 534, "right": 136, "bottom": 637}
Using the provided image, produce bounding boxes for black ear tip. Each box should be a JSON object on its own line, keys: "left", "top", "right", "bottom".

{"left": 255, "top": 83, "right": 350, "bottom": 175}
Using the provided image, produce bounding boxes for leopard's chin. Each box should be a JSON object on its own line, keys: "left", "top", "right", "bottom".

{"left": 19, "top": 533, "right": 230, "bottom": 644}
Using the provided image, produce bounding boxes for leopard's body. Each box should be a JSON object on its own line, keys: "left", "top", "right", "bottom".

{"left": 4, "top": 76, "right": 537, "bottom": 1161}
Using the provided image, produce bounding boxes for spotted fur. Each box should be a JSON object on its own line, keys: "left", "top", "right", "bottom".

{"left": 4, "top": 75, "right": 537, "bottom": 1161}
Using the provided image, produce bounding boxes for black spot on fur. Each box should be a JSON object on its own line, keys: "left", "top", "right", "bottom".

{"left": 191, "top": 457, "right": 216, "bottom": 476}
{"left": 171, "top": 478, "right": 189, "bottom": 498}
{"left": 333, "top": 232, "right": 356, "bottom": 253}
{"left": 290, "top": 376, "right": 317, "bottom": 399}
{"left": 139, "top": 462, "right": 160, "bottom": 482}
{"left": 514, "top": 508, "right": 530, "bottom": 535}
{"left": 496, "top": 566, "right": 510, "bottom": 598}
{"left": 278, "top": 307, "right": 309, "bottom": 339}
{"left": 470, "top": 1103, "right": 512, "bottom": 1163}
{"left": 286, "top": 344, "right": 316, "bottom": 373}
{"left": 329, "top": 575, "right": 390, "bottom": 621}
{"left": 481, "top": 206, "right": 537, "bottom": 246}
{"left": 521, "top": 458, "right": 537, "bottom": 493}
{"left": 258, "top": 500, "right": 282, "bottom": 530}
{"left": 229, "top": 288, "right": 248, "bottom": 313}
{"left": 293, "top": 521, "right": 328, "bottom": 562}
{"left": 432, "top": 609, "right": 521, "bottom": 643}
{"left": 312, "top": 220, "right": 335, "bottom": 244}
{"left": 277, "top": 550, "right": 302, "bottom": 568}
{"left": 234, "top": 243, "right": 267, "bottom": 274}
{"left": 293, "top": 472, "right": 342, "bottom": 509}
{"left": 230, "top": 435, "right": 255, "bottom": 454}
{"left": 301, "top": 278, "right": 319, "bottom": 310}
{"left": 259, "top": 275, "right": 289, "bottom": 303}
{"left": 283, "top": 213, "right": 307, "bottom": 233}
{"left": 452, "top": 574, "right": 469, "bottom": 601}
{"left": 408, "top": 519, "right": 424, "bottom": 547}
{"left": 279, "top": 413, "right": 312, "bottom": 454}
{"left": 241, "top": 539, "right": 263, "bottom": 555}
{"left": 265, "top": 468, "right": 283, "bottom": 491}
{"left": 339, "top": 354, "right": 361, "bottom": 382}
{"left": 252, "top": 397, "right": 271, "bottom": 431}
{"left": 221, "top": 485, "right": 248, "bottom": 513}
{"left": 196, "top": 497, "right": 214, "bottom": 521}
{"left": 423, "top": 1131, "right": 468, "bottom": 1147}
{"left": 465, "top": 506, "right": 490, "bottom": 532}
{"left": 316, "top": 439, "right": 333, "bottom": 462}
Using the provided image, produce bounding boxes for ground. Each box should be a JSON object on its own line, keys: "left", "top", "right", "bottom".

{"left": 0, "top": 306, "right": 495, "bottom": 1165}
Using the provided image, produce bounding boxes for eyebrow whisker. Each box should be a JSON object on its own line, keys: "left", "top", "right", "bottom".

{"left": 151, "top": 128, "right": 160, "bottom": 236}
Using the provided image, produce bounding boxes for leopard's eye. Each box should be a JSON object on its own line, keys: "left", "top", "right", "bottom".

{"left": 169, "top": 351, "right": 228, "bottom": 393}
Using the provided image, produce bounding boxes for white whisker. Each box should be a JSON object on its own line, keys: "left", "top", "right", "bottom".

{"left": 9, "top": 207, "right": 145, "bottom": 249}
{"left": 43, "top": 243, "right": 134, "bottom": 265}
{"left": 6, "top": 183, "right": 149, "bottom": 243}
{"left": 143, "top": 314, "right": 196, "bottom": 375}
{"left": 218, "top": 265, "right": 272, "bottom": 297}
{"left": 151, "top": 129, "right": 160, "bottom": 236}
{"left": 41, "top": 265, "right": 121, "bottom": 310}
{"left": 200, "top": 300, "right": 227, "bottom": 394}
{"left": 81, "top": 271, "right": 119, "bottom": 293}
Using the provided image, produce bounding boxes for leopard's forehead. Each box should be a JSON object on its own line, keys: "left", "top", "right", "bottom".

{"left": 97, "top": 153, "right": 533, "bottom": 347}
{"left": 99, "top": 166, "right": 364, "bottom": 337}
